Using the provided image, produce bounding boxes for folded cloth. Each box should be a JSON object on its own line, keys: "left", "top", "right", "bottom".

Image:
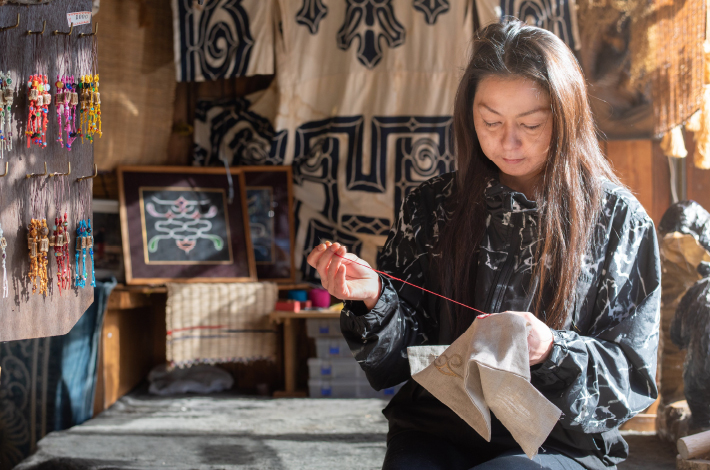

{"left": 148, "top": 364, "right": 234, "bottom": 396}
{"left": 407, "top": 312, "right": 561, "bottom": 459}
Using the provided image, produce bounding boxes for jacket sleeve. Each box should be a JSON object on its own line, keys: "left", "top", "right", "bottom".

{"left": 531, "top": 206, "right": 661, "bottom": 433}
{"left": 339, "top": 193, "right": 435, "bottom": 391}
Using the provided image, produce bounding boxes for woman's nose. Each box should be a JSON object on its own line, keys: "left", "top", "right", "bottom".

{"left": 501, "top": 125, "right": 521, "bottom": 150}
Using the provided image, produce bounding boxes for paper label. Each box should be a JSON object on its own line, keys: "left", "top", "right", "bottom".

{"left": 67, "top": 12, "right": 92, "bottom": 27}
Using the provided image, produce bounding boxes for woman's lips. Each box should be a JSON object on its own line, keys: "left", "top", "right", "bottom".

{"left": 502, "top": 157, "right": 524, "bottom": 164}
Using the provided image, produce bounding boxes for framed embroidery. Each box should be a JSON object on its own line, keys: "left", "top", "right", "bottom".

{"left": 118, "top": 166, "right": 256, "bottom": 284}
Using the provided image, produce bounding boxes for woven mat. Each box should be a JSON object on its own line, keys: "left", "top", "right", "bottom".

{"left": 93, "top": 0, "right": 176, "bottom": 170}
{"left": 166, "top": 283, "right": 278, "bottom": 368}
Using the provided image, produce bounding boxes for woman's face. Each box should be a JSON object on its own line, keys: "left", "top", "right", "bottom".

{"left": 473, "top": 75, "right": 552, "bottom": 192}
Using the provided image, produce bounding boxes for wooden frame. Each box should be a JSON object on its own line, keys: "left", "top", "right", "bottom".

{"left": 117, "top": 166, "right": 256, "bottom": 284}
{"left": 243, "top": 166, "right": 296, "bottom": 283}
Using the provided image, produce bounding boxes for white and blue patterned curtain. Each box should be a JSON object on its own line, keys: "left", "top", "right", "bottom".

{"left": 171, "top": 0, "right": 275, "bottom": 82}
{"left": 476, "top": 0, "right": 580, "bottom": 50}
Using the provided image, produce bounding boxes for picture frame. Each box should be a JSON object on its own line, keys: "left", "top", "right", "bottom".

{"left": 117, "top": 166, "right": 256, "bottom": 284}
{"left": 242, "top": 166, "right": 296, "bottom": 283}
{"left": 92, "top": 199, "right": 125, "bottom": 283}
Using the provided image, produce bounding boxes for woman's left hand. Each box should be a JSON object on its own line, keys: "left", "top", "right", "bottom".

{"left": 504, "top": 311, "right": 554, "bottom": 366}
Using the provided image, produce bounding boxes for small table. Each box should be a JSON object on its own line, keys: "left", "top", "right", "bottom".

{"left": 270, "top": 309, "right": 340, "bottom": 397}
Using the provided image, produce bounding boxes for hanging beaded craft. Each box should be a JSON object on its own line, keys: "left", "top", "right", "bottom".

{"left": 87, "top": 218, "right": 95, "bottom": 287}
{"left": 75, "top": 220, "right": 87, "bottom": 288}
{"left": 26, "top": 74, "right": 50, "bottom": 148}
{"left": 51, "top": 174, "right": 71, "bottom": 293}
{"left": 0, "top": 72, "right": 13, "bottom": 157}
{"left": 0, "top": 224, "right": 7, "bottom": 299}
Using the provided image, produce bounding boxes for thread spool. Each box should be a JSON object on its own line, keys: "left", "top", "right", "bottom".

{"left": 287, "top": 289, "right": 308, "bottom": 302}
{"left": 309, "top": 288, "right": 331, "bottom": 308}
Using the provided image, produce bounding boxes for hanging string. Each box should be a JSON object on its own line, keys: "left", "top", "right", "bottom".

{"left": 328, "top": 249, "right": 487, "bottom": 315}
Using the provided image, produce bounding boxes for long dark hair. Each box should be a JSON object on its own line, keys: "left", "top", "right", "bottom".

{"left": 438, "top": 20, "right": 622, "bottom": 332}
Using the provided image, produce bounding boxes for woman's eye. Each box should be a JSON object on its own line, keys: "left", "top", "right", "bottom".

{"left": 522, "top": 124, "right": 541, "bottom": 130}
{"left": 484, "top": 121, "right": 500, "bottom": 128}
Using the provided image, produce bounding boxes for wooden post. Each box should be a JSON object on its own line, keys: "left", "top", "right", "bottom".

{"left": 679, "top": 430, "right": 710, "bottom": 460}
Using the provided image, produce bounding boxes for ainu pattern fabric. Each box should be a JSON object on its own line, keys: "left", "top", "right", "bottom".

{"left": 476, "top": 0, "right": 581, "bottom": 50}
{"left": 171, "top": 0, "right": 274, "bottom": 82}
{"left": 193, "top": 98, "right": 287, "bottom": 166}
{"left": 340, "top": 172, "right": 661, "bottom": 469}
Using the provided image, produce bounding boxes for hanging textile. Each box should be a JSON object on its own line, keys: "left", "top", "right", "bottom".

{"left": 171, "top": 0, "right": 276, "bottom": 82}
{"left": 195, "top": 0, "right": 474, "bottom": 280}
{"left": 475, "top": 0, "right": 580, "bottom": 51}
{"left": 193, "top": 95, "right": 285, "bottom": 166}
{"left": 283, "top": 0, "right": 475, "bottom": 278}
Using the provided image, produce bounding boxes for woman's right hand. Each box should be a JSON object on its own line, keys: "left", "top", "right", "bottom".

{"left": 306, "top": 241, "right": 382, "bottom": 310}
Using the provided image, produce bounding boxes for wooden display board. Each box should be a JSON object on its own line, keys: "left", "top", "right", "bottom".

{"left": 0, "top": 1, "right": 95, "bottom": 341}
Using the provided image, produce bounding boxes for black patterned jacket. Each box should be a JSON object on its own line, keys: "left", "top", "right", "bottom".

{"left": 340, "top": 172, "right": 661, "bottom": 469}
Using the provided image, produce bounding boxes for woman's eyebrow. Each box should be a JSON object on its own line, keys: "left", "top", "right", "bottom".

{"left": 478, "top": 103, "right": 548, "bottom": 118}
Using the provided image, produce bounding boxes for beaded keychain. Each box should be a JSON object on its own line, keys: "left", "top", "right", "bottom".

{"left": 75, "top": 177, "right": 93, "bottom": 288}
{"left": 0, "top": 71, "right": 13, "bottom": 157}
{"left": 27, "top": 74, "right": 50, "bottom": 149}
{"left": 51, "top": 170, "right": 71, "bottom": 293}
{"left": 28, "top": 176, "right": 50, "bottom": 295}
{"left": 0, "top": 223, "right": 6, "bottom": 299}
{"left": 27, "top": 29, "right": 50, "bottom": 149}
{"left": 79, "top": 32, "right": 101, "bottom": 143}
{"left": 0, "top": 172, "right": 7, "bottom": 299}
{"left": 65, "top": 75, "right": 80, "bottom": 149}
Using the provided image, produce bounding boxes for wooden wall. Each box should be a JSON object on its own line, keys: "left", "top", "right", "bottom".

{"left": 605, "top": 136, "right": 710, "bottom": 225}
{"left": 685, "top": 132, "right": 710, "bottom": 211}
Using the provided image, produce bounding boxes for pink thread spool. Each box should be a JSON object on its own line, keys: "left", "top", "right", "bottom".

{"left": 309, "top": 288, "right": 331, "bottom": 308}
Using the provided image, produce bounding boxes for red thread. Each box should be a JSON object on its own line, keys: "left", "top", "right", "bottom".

{"left": 167, "top": 325, "right": 228, "bottom": 335}
{"left": 331, "top": 251, "right": 488, "bottom": 315}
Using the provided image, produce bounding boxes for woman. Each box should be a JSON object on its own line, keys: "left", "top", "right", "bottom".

{"left": 306, "top": 21, "right": 660, "bottom": 470}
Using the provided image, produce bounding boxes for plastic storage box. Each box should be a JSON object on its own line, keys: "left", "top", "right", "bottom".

{"left": 307, "top": 357, "right": 365, "bottom": 379}
{"left": 305, "top": 318, "right": 342, "bottom": 338}
{"left": 308, "top": 377, "right": 403, "bottom": 399}
{"left": 314, "top": 337, "right": 352, "bottom": 359}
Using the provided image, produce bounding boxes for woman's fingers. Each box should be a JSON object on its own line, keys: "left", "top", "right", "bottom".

{"left": 315, "top": 243, "right": 337, "bottom": 288}
{"left": 336, "top": 264, "right": 348, "bottom": 297}
{"left": 306, "top": 243, "right": 328, "bottom": 268}
{"left": 327, "top": 246, "right": 346, "bottom": 282}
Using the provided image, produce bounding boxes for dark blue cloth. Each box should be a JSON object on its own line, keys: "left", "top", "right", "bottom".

{"left": 0, "top": 279, "right": 115, "bottom": 470}
{"left": 53, "top": 278, "right": 116, "bottom": 429}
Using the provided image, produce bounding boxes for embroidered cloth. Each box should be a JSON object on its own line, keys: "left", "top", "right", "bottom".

{"left": 408, "top": 312, "right": 561, "bottom": 458}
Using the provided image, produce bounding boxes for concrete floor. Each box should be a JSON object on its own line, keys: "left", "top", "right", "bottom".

{"left": 15, "top": 390, "right": 678, "bottom": 470}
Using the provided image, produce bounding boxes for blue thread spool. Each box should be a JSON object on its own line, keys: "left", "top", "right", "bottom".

{"left": 287, "top": 289, "right": 308, "bottom": 302}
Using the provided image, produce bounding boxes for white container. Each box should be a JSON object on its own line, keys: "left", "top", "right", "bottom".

{"left": 308, "top": 377, "right": 403, "bottom": 399}
{"left": 307, "top": 357, "right": 365, "bottom": 379}
{"left": 306, "top": 318, "right": 342, "bottom": 338}
{"left": 314, "top": 337, "right": 352, "bottom": 359}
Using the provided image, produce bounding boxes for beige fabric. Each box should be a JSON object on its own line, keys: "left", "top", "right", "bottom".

{"left": 166, "top": 282, "right": 278, "bottom": 368}
{"left": 408, "top": 312, "right": 561, "bottom": 459}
